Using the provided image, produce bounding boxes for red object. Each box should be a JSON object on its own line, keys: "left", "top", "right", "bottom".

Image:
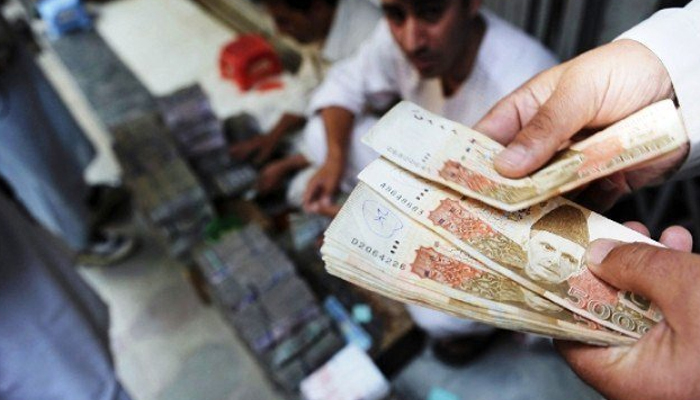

{"left": 219, "top": 35, "right": 283, "bottom": 91}
{"left": 256, "top": 79, "right": 284, "bottom": 92}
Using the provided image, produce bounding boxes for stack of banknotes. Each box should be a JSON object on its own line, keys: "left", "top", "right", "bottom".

{"left": 194, "top": 225, "right": 344, "bottom": 391}
{"left": 112, "top": 113, "right": 215, "bottom": 256}
{"left": 322, "top": 100, "right": 687, "bottom": 345}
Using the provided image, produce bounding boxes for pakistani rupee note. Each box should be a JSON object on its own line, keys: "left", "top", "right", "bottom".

{"left": 362, "top": 100, "right": 687, "bottom": 211}
{"left": 324, "top": 253, "right": 629, "bottom": 345}
{"left": 325, "top": 256, "right": 629, "bottom": 345}
{"left": 358, "top": 159, "right": 663, "bottom": 338}
{"left": 322, "top": 184, "right": 633, "bottom": 345}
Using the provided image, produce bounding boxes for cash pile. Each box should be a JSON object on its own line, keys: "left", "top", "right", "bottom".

{"left": 158, "top": 85, "right": 227, "bottom": 156}
{"left": 322, "top": 100, "right": 687, "bottom": 345}
{"left": 194, "top": 225, "right": 344, "bottom": 391}
{"left": 112, "top": 113, "right": 215, "bottom": 256}
{"left": 158, "top": 86, "right": 258, "bottom": 197}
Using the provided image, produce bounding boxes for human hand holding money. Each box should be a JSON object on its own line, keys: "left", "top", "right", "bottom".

{"left": 363, "top": 99, "right": 687, "bottom": 212}
{"left": 557, "top": 234, "right": 700, "bottom": 400}
{"left": 322, "top": 157, "right": 666, "bottom": 344}
{"left": 473, "top": 40, "right": 690, "bottom": 211}
{"left": 321, "top": 98, "right": 690, "bottom": 346}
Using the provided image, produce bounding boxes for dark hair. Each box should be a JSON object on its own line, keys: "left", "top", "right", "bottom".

{"left": 260, "top": 0, "right": 337, "bottom": 11}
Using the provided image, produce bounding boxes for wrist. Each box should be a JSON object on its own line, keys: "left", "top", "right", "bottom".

{"left": 322, "top": 155, "right": 345, "bottom": 171}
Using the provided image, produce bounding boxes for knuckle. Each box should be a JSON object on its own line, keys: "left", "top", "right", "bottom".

{"left": 524, "top": 110, "right": 556, "bottom": 141}
{"left": 609, "top": 243, "right": 667, "bottom": 280}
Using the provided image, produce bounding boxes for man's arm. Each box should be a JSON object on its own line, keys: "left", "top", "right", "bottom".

{"left": 303, "top": 22, "right": 401, "bottom": 213}
{"left": 230, "top": 113, "right": 306, "bottom": 165}
{"left": 302, "top": 107, "right": 354, "bottom": 213}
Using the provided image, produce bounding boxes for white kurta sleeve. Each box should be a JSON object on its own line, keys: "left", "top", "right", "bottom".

{"left": 307, "top": 21, "right": 401, "bottom": 116}
{"left": 618, "top": 0, "right": 700, "bottom": 176}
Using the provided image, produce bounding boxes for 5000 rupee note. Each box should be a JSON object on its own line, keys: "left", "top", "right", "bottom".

{"left": 322, "top": 185, "right": 632, "bottom": 345}
{"left": 358, "top": 159, "right": 662, "bottom": 338}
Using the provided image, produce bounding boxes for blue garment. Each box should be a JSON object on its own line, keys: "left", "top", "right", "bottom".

{"left": 0, "top": 43, "right": 94, "bottom": 250}
{"left": 0, "top": 192, "right": 132, "bottom": 400}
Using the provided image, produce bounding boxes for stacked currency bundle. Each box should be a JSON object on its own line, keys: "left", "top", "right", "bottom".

{"left": 194, "top": 225, "right": 344, "bottom": 391}
{"left": 112, "top": 113, "right": 215, "bottom": 256}
{"left": 157, "top": 85, "right": 227, "bottom": 157}
{"left": 112, "top": 113, "right": 180, "bottom": 176}
{"left": 158, "top": 85, "right": 257, "bottom": 197}
{"left": 322, "top": 100, "right": 688, "bottom": 346}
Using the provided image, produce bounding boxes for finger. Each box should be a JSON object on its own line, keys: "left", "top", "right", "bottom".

{"left": 623, "top": 221, "right": 650, "bottom": 237}
{"left": 254, "top": 150, "right": 271, "bottom": 165}
{"left": 495, "top": 78, "right": 599, "bottom": 178}
{"left": 474, "top": 96, "right": 532, "bottom": 145}
{"left": 585, "top": 240, "right": 700, "bottom": 324}
{"left": 254, "top": 143, "right": 276, "bottom": 165}
{"left": 659, "top": 226, "right": 693, "bottom": 252}
{"left": 317, "top": 202, "right": 342, "bottom": 217}
{"left": 475, "top": 67, "right": 562, "bottom": 144}
{"left": 302, "top": 179, "right": 322, "bottom": 209}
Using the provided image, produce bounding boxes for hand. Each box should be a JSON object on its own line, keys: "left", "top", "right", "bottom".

{"left": 229, "top": 135, "right": 278, "bottom": 165}
{"left": 256, "top": 161, "right": 288, "bottom": 195}
{"left": 556, "top": 225, "right": 700, "bottom": 400}
{"left": 303, "top": 161, "right": 343, "bottom": 215}
{"left": 475, "top": 40, "right": 688, "bottom": 209}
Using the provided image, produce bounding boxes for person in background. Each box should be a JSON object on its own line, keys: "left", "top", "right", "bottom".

{"left": 299, "top": 0, "right": 557, "bottom": 363}
{"left": 0, "top": 15, "right": 135, "bottom": 266}
{"left": 229, "top": 0, "right": 381, "bottom": 193}
{"left": 474, "top": 1, "right": 700, "bottom": 398}
{"left": 0, "top": 179, "right": 133, "bottom": 400}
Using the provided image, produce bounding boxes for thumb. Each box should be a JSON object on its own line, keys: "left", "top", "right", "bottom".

{"left": 494, "top": 80, "right": 598, "bottom": 178}
{"left": 585, "top": 240, "right": 700, "bottom": 325}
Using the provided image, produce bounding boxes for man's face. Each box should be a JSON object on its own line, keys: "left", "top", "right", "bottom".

{"left": 266, "top": 3, "right": 317, "bottom": 44}
{"left": 381, "top": 0, "right": 476, "bottom": 78}
{"left": 526, "top": 230, "right": 585, "bottom": 284}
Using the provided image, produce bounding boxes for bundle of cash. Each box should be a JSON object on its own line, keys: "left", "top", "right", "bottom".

{"left": 157, "top": 85, "right": 228, "bottom": 158}
{"left": 112, "top": 114, "right": 215, "bottom": 256}
{"left": 112, "top": 113, "right": 180, "bottom": 177}
{"left": 195, "top": 225, "right": 344, "bottom": 391}
{"left": 157, "top": 86, "right": 262, "bottom": 198}
{"left": 323, "top": 100, "right": 688, "bottom": 345}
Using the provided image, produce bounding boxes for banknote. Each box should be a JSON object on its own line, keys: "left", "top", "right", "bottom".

{"left": 362, "top": 100, "right": 687, "bottom": 211}
{"left": 324, "top": 256, "right": 631, "bottom": 345}
{"left": 357, "top": 158, "right": 663, "bottom": 338}
{"left": 322, "top": 185, "right": 633, "bottom": 345}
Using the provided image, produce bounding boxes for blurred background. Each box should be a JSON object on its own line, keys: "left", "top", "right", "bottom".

{"left": 1, "top": 0, "right": 694, "bottom": 399}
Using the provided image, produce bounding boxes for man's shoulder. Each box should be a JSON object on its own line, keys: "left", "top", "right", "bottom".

{"left": 324, "top": 0, "right": 384, "bottom": 62}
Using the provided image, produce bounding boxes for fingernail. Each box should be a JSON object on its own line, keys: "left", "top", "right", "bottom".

{"left": 496, "top": 144, "right": 530, "bottom": 172}
{"left": 586, "top": 239, "right": 622, "bottom": 266}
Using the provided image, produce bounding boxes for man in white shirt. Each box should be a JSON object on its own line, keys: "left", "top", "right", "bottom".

{"left": 474, "top": 1, "right": 700, "bottom": 399}
{"left": 297, "top": 0, "right": 557, "bottom": 360}
{"left": 300, "top": 0, "right": 556, "bottom": 214}
{"left": 229, "top": 0, "right": 381, "bottom": 168}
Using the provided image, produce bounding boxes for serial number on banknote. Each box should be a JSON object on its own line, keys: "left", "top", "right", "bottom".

{"left": 350, "top": 238, "right": 408, "bottom": 270}
{"left": 386, "top": 147, "right": 430, "bottom": 174}
{"left": 379, "top": 182, "right": 426, "bottom": 216}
